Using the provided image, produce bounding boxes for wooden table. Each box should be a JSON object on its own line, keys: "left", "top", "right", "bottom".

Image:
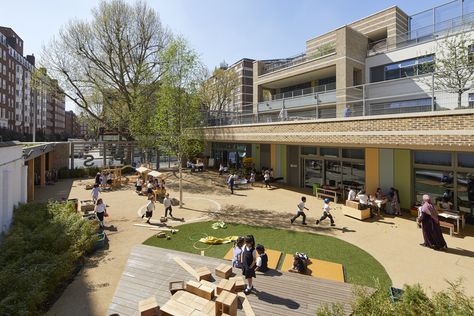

{"left": 438, "top": 211, "right": 465, "bottom": 234}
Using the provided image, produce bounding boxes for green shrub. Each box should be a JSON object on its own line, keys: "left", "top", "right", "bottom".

{"left": 317, "top": 279, "right": 474, "bottom": 316}
{"left": 0, "top": 201, "right": 97, "bottom": 315}
{"left": 57, "top": 167, "right": 101, "bottom": 179}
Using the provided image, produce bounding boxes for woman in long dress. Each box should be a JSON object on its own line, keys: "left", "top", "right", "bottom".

{"left": 417, "top": 194, "right": 447, "bottom": 250}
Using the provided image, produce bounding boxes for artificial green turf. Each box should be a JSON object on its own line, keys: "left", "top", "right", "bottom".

{"left": 143, "top": 221, "right": 391, "bottom": 288}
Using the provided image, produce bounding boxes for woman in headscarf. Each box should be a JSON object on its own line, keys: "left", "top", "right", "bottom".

{"left": 417, "top": 194, "right": 447, "bottom": 250}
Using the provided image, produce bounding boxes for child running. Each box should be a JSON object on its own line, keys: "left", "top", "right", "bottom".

{"left": 316, "top": 198, "right": 336, "bottom": 226}
{"left": 231, "top": 236, "right": 244, "bottom": 269}
{"left": 290, "top": 196, "right": 308, "bottom": 225}
{"left": 255, "top": 244, "right": 268, "bottom": 272}
{"left": 241, "top": 235, "right": 256, "bottom": 295}
{"left": 143, "top": 195, "right": 155, "bottom": 224}
{"left": 91, "top": 183, "right": 100, "bottom": 204}
{"left": 163, "top": 193, "right": 173, "bottom": 218}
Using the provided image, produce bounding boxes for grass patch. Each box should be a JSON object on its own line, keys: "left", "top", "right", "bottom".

{"left": 143, "top": 221, "right": 391, "bottom": 288}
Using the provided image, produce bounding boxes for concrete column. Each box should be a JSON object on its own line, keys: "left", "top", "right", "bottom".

{"left": 40, "top": 154, "right": 46, "bottom": 187}
{"left": 27, "top": 159, "right": 35, "bottom": 202}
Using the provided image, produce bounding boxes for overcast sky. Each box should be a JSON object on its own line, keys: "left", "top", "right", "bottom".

{"left": 0, "top": 0, "right": 447, "bottom": 110}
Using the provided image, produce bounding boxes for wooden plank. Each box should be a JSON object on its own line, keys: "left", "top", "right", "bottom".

{"left": 237, "top": 292, "right": 256, "bottom": 316}
{"left": 174, "top": 257, "right": 199, "bottom": 280}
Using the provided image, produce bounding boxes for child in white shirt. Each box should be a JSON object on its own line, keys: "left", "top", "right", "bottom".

{"left": 316, "top": 198, "right": 335, "bottom": 226}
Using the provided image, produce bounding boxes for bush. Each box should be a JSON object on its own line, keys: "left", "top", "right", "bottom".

{"left": 317, "top": 279, "right": 474, "bottom": 316}
{"left": 0, "top": 201, "right": 97, "bottom": 315}
{"left": 57, "top": 167, "right": 101, "bottom": 179}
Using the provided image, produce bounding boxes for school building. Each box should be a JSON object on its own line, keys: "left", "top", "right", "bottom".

{"left": 203, "top": 0, "right": 474, "bottom": 218}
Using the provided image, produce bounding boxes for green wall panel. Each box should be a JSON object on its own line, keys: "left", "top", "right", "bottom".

{"left": 394, "top": 149, "right": 412, "bottom": 209}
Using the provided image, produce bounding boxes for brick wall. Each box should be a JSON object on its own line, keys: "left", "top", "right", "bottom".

{"left": 52, "top": 143, "right": 69, "bottom": 169}
{"left": 203, "top": 111, "right": 474, "bottom": 152}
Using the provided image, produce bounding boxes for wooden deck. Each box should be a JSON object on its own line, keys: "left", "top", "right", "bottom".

{"left": 107, "top": 245, "right": 356, "bottom": 316}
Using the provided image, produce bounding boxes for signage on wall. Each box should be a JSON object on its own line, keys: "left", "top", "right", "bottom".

{"left": 290, "top": 164, "right": 297, "bottom": 168}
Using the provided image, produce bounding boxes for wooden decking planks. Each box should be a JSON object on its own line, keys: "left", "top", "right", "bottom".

{"left": 107, "top": 245, "right": 355, "bottom": 316}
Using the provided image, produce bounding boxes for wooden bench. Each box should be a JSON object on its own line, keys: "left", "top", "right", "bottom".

{"left": 315, "top": 188, "right": 339, "bottom": 203}
{"left": 439, "top": 221, "right": 454, "bottom": 236}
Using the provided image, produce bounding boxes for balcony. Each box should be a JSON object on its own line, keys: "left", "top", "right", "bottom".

{"left": 261, "top": 44, "right": 336, "bottom": 75}
{"left": 368, "top": 10, "right": 474, "bottom": 56}
{"left": 203, "top": 73, "right": 474, "bottom": 127}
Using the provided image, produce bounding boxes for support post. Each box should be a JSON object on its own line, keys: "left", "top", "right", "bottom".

{"left": 27, "top": 159, "right": 35, "bottom": 202}
{"left": 103, "top": 143, "right": 107, "bottom": 167}
{"left": 40, "top": 154, "right": 46, "bottom": 187}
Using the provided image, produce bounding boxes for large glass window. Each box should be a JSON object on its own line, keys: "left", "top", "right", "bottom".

{"left": 384, "top": 63, "right": 400, "bottom": 80}
{"left": 304, "top": 159, "right": 323, "bottom": 188}
{"left": 458, "top": 153, "right": 474, "bottom": 168}
{"left": 457, "top": 173, "right": 474, "bottom": 216}
{"left": 325, "top": 160, "right": 341, "bottom": 187}
{"left": 415, "top": 169, "right": 454, "bottom": 204}
{"left": 414, "top": 151, "right": 452, "bottom": 166}
{"left": 374, "top": 55, "right": 435, "bottom": 82}
{"left": 301, "top": 147, "right": 317, "bottom": 155}
{"left": 342, "top": 161, "right": 365, "bottom": 190}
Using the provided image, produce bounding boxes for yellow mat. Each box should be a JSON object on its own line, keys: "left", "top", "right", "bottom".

{"left": 280, "top": 254, "right": 345, "bottom": 283}
{"left": 223, "top": 247, "right": 282, "bottom": 270}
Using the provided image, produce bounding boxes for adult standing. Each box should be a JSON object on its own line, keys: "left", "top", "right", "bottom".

{"left": 390, "top": 187, "right": 401, "bottom": 215}
{"left": 417, "top": 194, "right": 447, "bottom": 250}
{"left": 227, "top": 172, "right": 235, "bottom": 194}
{"left": 163, "top": 193, "right": 173, "bottom": 218}
{"left": 143, "top": 195, "right": 155, "bottom": 224}
{"left": 94, "top": 198, "right": 107, "bottom": 229}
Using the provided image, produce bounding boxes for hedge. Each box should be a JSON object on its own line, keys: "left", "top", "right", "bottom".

{"left": 0, "top": 201, "right": 97, "bottom": 315}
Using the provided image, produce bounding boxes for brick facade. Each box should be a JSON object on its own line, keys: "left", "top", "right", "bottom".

{"left": 203, "top": 111, "right": 474, "bottom": 152}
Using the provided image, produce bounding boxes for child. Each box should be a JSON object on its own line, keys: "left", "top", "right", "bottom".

{"left": 94, "top": 198, "right": 107, "bottom": 229}
{"left": 136, "top": 177, "right": 143, "bottom": 194}
{"left": 91, "top": 183, "right": 100, "bottom": 204}
{"left": 249, "top": 171, "right": 255, "bottom": 186}
{"left": 255, "top": 244, "right": 268, "bottom": 272}
{"left": 290, "top": 196, "right": 308, "bottom": 225}
{"left": 146, "top": 180, "right": 153, "bottom": 195}
{"left": 263, "top": 170, "right": 271, "bottom": 188}
{"left": 143, "top": 195, "right": 155, "bottom": 224}
{"left": 232, "top": 236, "right": 244, "bottom": 269}
{"left": 288, "top": 252, "right": 310, "bottom": 274}
{"left": 163, "top": 193, "right": 173, "bottom": 217}
{"left": 241, "top": 235, "right": 256, "bottom": 295}
{"left": 316, "top": 198, "right": 335, "bottom": 226}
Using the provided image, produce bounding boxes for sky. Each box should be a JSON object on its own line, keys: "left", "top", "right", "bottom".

{"left": 0, "top": 0, "right": 447, "bottom": 110}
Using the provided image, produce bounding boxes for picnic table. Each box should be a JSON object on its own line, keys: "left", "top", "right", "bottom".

{"left": 438, "top": 211, "right": 465, "bottom": 234}
{"left": 315, "top": 187, "right": 341, "bottom": 203}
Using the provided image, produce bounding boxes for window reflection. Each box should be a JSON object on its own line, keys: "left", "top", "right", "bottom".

{"left": 457, "top": 173, "right": 474, "bottom": 216}
{"left": 415, "top": 169, "right": 454, "bottom": 204}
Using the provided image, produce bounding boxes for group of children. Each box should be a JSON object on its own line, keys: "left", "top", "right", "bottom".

{"left": 135, "top": 176, "right": 166, "bottom": 195}
{"left": 141, "top": 192, "right": 174, "bottom": 224}
{"left": 231, "top": 235, "right": 268, "bottom": 295}
{"left": 95, "top": 172, "right": 114, "bottom": 190}
{"left": 290, "top": 196, "right": 336, "bottom": 227}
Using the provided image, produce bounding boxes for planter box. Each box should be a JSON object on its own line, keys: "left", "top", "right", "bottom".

{"left": 343, "top": 207, "right": 371, "bottom": 221}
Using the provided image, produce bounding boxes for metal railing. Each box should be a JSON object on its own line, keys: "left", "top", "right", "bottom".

{"left": 265, "top": 82, "right": 336, "bottom": 101}
{"left": 368, "top": 11, "right": 474, "bottom": 56}
{"left": 261, "top": 44, "right": 336, "bottom": 75}
{"left": 203, "top": 73, "right": 474, "bottom": 127}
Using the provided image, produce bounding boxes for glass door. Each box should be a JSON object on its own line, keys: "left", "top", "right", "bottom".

{"left": 303, "top": 158, "right": 323, "bottom": 188}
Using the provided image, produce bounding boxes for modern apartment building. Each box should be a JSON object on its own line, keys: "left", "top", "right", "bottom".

{"left": 204, "top": 0, "right": 474, "bottom": 219}
{"left": 64, "top": 110, "right": 80, "bottom": 138}
{"left": 0, "top": 27, "right": 66, "bottom": 138}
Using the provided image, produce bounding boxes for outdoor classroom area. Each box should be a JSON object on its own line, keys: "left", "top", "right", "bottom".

{"left": 28, "top": 164, "right": 474, "bottom": 316}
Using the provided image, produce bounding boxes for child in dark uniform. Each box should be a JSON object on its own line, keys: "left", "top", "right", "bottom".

{"left": 241, "top": 235, "right": 256, "bottom": 295}
{"left": 255, "top": 244, "right": 268, "bottom": 272}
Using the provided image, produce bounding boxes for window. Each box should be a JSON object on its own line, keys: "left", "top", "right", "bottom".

{"left": 384, "top": 63, "right": 400, "bottom": 80}
{"left": 371, "top": 55, "right": 435, "bottom": 82}
{"left": 414, "top": 151, "right": 452, "bottom": 166}
{"left": 370, "top": 65, "right": 384, "bottom": 83}
{"left": 415, "top": 169, "right": 453, "bottom": 204}
{"left": 458, "top": 153, "right": 474, "bottom": 168}
{"left": 301, "top": 147, "right": 317, "bottom": 155}
{"left": 320, "top": 147, "right": 339, "bottom": 157}
{"left": 353, "top": 69, "right": 362, "bottom": 86}
{"left": 342, "top": 148, "right": 365, "bottom": 159}
{"left": 400, "top": 59, "right": 417, "bottom": 77}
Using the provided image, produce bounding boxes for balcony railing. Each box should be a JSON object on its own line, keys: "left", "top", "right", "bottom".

{"left": 368, "top": 11, "right": 474, "bottom": 56}
{"left": 203, "top": 73, "right": 474, "bottom": 127}
{"left": 261, "top": 44, "right": 336, "bottom": 75}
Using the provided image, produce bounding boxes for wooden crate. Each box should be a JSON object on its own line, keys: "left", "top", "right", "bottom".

{"left": 228, "top": 276, "right": 245, "bottom": 292}
{"left": 215, "top": 290, "right": 237, "bottom": 316}
{"left": 217, "top": 279, "right": 235, "bottom": 295}
{"left": 215, "top": 264, "right": 232, "bottom": 279}
{"left": 195, "top": 267, "right": 212, "bottom": 281}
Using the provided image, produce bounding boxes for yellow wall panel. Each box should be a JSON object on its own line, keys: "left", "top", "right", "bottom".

{"left": 365, "top": 148, "right": 379, "bottom": 195}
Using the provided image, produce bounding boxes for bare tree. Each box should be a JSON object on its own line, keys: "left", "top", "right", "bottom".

{"left": 200, "top": 66, "right": 239, "bottom": 115}
{"left": 431, "top": 28, "right": 474, "bottom": 108}
{"left": 42, "top": 0, "right": 172, "bottom": 125}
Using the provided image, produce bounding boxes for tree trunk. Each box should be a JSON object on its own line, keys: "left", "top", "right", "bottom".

{"left": 179, "top": 162, "right": 183, "bottom": 208}
{"left": 458, "top": 92, "right": 462, "bottom": 109}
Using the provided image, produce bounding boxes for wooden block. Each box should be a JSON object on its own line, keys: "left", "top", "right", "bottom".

{"left": 215, "top": 291, "right": 237, "bottom": 316}
{"left": 195, "top": 283, "right": 215, "bottom": 300}
{"left": 237, "top": 292, "right": 256, "bottom": 316}
{"left": 216, "top": 279, "right": 235, "bottom": 295}
{"left": 228, "top": 276, "right": 245, "bottom": 292}
{"left": 195, "top": 266, "right": 212, "bottom": 281}
{"left": 138, "top": 296, "right": 160, "bottom": 316}
{"left": 201, "top": 300, "right": 215, "bottom": 315}
{"left": 190, "top": 311, "right": 208, "bottom": 316}
{"left": 186, "top": 280, "right": 201, "bottom": 296}
{"left": 215, "top": 264, "right": 232, "bottom": 279}
{"left": 173, "top": 291, "right": 208, "bottom": 310}
{"left": 170, "top": 281, "right": 185, "bottom": 294}
{"left": 174, "top": 257, "right": 199, "bottom": 280}
{"left": 199, "top": 280, "right": 216, "bottom": 296}
{"left": 161, "top": 299, "right": 194, "bottom": 316}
